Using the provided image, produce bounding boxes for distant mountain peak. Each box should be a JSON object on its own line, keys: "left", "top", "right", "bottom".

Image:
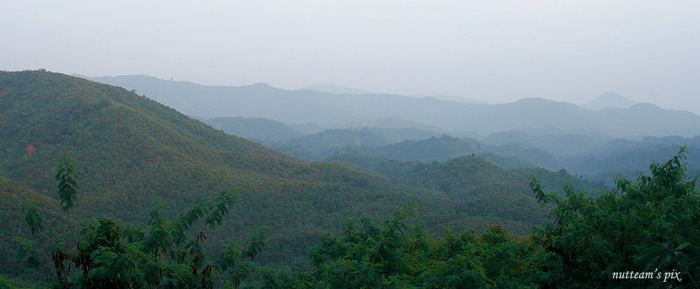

{"left": 251, "top": 82, "right": 271, "bottom": 86}
{"left": 583, "top": 91, "right": 638, "bottom": 110}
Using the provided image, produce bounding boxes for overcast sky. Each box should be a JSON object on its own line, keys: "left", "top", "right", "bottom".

{"left": 3, "top": 0, "right": 700, "bottom": 114}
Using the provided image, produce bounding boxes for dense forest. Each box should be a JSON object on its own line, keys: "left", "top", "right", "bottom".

{"left": 1, "top": 71, "right": 698, "bottom": 288}
{"left": 3, "top": 149, "right": 699, "bottom": 288}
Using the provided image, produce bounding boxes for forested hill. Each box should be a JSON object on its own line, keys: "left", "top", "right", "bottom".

{"left": 0, "top": 70, "right": 310, "bottom": 218}
{"left": 1, "top": 70, "right": 564, "bottom": 282}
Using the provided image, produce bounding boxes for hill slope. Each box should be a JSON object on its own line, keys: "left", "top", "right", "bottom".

{"left": 1, "top": 71, "right": 554, "bottom": 280}
{"left": 0, "top": 175, "right": 66, "bottom": 283}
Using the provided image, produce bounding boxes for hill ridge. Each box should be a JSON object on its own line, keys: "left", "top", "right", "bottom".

{"left": 85, "top": 75, "right": 700, "bottom": 138}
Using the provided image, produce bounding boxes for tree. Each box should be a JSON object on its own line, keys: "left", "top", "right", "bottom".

{"left": 531, "top": 148, "right": 700, "bottom": 288}
{"left": 20, "top": 159, "right": 267, "bottom": 288}
{"left": 273, "top": 204, "right": 536, "bottom": 289}
{"left": 55, "top": 156, "right": 79, "bottom": 217}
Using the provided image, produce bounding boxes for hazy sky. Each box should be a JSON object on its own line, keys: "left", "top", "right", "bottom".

{"left": 4, "top": 0, "right": 700, "bottom": 114}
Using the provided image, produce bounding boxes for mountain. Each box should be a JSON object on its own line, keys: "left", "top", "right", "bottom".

{"left": 482, "top": 130, "right": 609, "bottom": 157}
{"left": 85, "top": 75, "right": 700, "bottom": 138}
{"left": 583, "top": 91, "right": 638, "bottom": 110}
{"left": 303, "top": 83, "right": 374, "bottom": 95}
{"left": 325, "top": 134, "right": 559, "bottom": 170}
{"left": 340, "top": 117, "right": 446, "bottom": 133}
{"left": 559, "top": 135, "right": 700, "bottom": 184}
{"left": 288, "top": 129, "right": 700, "bottom": 187}
{"left": 84, "top": 75, "right": 466, "bottom": 132}
{"left": 204, "top": 116, "right": 302, "bottom": 144}
{"left": 276, "top": 128, "right": 393, "bottom": 161}
{"left": 417, "top": 94, "right": 484, "bottom": 104}
{"left": 329, "top": 152, "right": 607, "bottom": 200}
{"left": 264, "top": 127, "right": 441, "bottom": 161}
{"left": 304, "top": 84, "right": 483, "bottom": 104}
{"left": 1, "top": 70, "right": 557, "bottom": 281}
{"left": 355, "top": 135, "right": 476, "bottom": 163}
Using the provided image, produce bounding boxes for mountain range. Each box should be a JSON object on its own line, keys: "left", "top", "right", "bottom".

{"left": 84, "top": 75, "right": 700, "bottom": 139}
{"left": 303, "top": 83, "right": 375, "bottom": 95}
{"left": 0, "top": 70, "right": 609, "bottom": 283}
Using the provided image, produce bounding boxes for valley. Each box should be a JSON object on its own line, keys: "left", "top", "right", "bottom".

{"left": 1, "top": 71, "right": 698, "bottom": 288}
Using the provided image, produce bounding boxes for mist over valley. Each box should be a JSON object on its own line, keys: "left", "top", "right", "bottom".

{"left": 86, "top": 74, "right": 700, "bottom": 186}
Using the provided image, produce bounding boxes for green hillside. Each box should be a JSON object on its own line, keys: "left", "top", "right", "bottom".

{"left": 0, "top": 71, "right": 554, "bottom": 282}
{"left": 277, "top": 128, "right": 392, "bottom": 160}
{"left": 331, "top": 150, "right": 606, "bottom": 197}
{"left": 1, "top": 70, "right": 306, "bottom": 220}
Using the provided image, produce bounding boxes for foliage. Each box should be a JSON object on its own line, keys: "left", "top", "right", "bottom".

{"left": 329, "top": 152, "right": 607, "bottom": 229}
{"left": 20, "top": 198, "right": 44, "bottom": 236}
{"left": 532, "top": 148, "right": 700, "bottom": 288}
{"left": 55, "top": 156, "right": 79, "bottom": 214}
{"left": 262, "top": 205, "right": 537, "bottom": 289}
{"left": 0, "top": 275, "right": 23, "bottom": 289}
{"left": 10, "top": 149, "right": 700, "bottom": 289}
{"left": 17, "top": 159, "right": 267, "bottom": 289}
{"left": 332, "top": 151, "right": 607, "bottom": 200}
